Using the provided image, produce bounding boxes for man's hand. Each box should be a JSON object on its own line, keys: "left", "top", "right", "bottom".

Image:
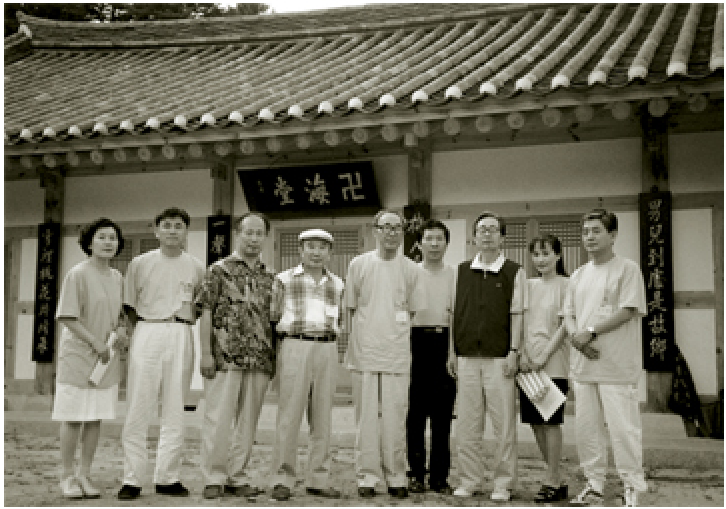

{"left": 580, "top": 344, "right": 600, "bottom": 360}
{"left": 518, "top": 355, "right": 537, "bottom": 373}
{"left": 96, "top": 345, "right": 111, "bottom": 364}
{"left": 112, "top": 326, "right": 130, "bottom": 353}
{"left": 503, "top": 350, "right": 518, "bottom": 378}
{"left": 200, "top": 353, "right": 216, "bottom": 379}
{"left": 571, "top": 332, "right": 600, "bottom": 360}
{"left": 446, "top": 351, "right": 457, "bottom": 379}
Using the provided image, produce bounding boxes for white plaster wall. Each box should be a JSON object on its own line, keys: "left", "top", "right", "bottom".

{"left": 442, "top": 219, "right": 467, "bottom": 267}
{"left": 4, "top": 180, "right": 45, "bottom": 226}
{"left": 372, "top": 155, "right": 408, "bottom": 209}
{"left": 432, "top": 139, "right": 642, "bottom": 205}
{"left": 675, "top": 309, "right": 718, "bottom": 395}
{"left": 613, "top": 211, "right": 641, "bottom": 266}
{"left": 672, "top": 209, "right": 714, "bottom": 291}
{"left": 15, "top": 315, "right": 36, "bottom": 380}
{"left": 669, "top": 132, "right": 724, "bottom": 194}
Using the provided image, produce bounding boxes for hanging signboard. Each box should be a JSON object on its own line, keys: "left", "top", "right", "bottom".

{"left": 32, "top": 221, "right": 61, "bottom": 362}
{"left": 403, "top": 202, "right": 431, "bottom": 262}
{"left": 238, "top": 162, "right": 380, "bottom": 218}
{"left": 639, "top": 191, "right": 675, "bottom": 371}
{"left": 207, "top": 214, "right": 232, "bottom": 266}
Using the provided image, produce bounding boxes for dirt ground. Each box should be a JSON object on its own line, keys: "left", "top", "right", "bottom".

{"left": 4, "top": 430, "right": 723, "bottom": 507}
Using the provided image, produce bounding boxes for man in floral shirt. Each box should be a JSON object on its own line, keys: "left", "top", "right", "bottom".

{"left": 195, "top": 212, "right": 279, "bottom": 500}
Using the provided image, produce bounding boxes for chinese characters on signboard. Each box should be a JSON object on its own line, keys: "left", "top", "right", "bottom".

{"left": 404, "top": 203, "right": 431, "bottom": 262}
{"left": 639, "top": 191, "right": 675, "bottom": 371}
{"left": 32, "top": 221, "right": 61, "bottom": 363}
{"left": 238, "top": 162, "right": 380, "bottom": 217}
{"left": 207, "top": 215, "right": 231, "bottom": 266}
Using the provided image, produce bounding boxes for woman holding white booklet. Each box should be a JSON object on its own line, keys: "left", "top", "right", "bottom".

{"left": 517, "top": 234, "right": 572, "bottom": 503}
{"left": 52, "top": 218, "right": 128, "bottom": 500}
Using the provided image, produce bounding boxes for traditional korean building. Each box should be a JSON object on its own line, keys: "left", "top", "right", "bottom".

{"left": 4, "top": 4, "right": 724, "bottom": 417}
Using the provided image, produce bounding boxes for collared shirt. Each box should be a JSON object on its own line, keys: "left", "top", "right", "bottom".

{"left": 194, "top": 253, "right": 279, "bottom": 375}
{"left": 469, "top": 252, "right": 527, "bottom": 314}
{"left": 273, "top": 263, "right": 344, "bottom": 336}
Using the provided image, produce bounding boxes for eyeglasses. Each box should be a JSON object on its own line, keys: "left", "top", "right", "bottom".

{"left": 474, "top": 226, "right": 501, "bottom": 235}
{"left": 375, "top": 224, "right": 404, "bottom": 234}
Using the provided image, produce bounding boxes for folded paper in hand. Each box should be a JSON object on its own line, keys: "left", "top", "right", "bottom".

{"left": 88, "top": 331, "right": 117, "bottom": 387}
{"left": 516, "top": 370, "right": 566, "bottom": 421}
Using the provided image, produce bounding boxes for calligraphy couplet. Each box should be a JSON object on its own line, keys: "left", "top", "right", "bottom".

{"left": 207, "top": 214, "right": 232, "bottom": 266}
{"left": 403, "top": 203, "right": 431, "bottom": 263}
{"left": 32, "top": 221, "right": 61, "bottom": 362}
{"left": 639, "top": 191, "right": 675, "bottom": 371}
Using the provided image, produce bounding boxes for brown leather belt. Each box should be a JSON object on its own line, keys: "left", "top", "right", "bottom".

{"left": 284, "top": 334, "right": 336, "bottom": 343}
{"left": 138, "top": 316, "right": 194, "bottom": 326}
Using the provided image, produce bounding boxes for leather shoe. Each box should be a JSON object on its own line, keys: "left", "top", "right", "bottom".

{"left": 271, "top": 484, "right": 291, "bottom": 501}
{"left": 225, "top": 484, "right": 263, "bottom": 497}
{"left": 429, "top": 481, "right": 454, "bottom": 495}
{"left": 534, "top": 484, "right": 567, "bottom": 503}
{"left": 117, "top": 484, "right": 141, "bottom": 501}
{"left": 408, "top": 478, "right": 426, "bottom": 493}
{"left": 388, "top": 487, "right": 409, "bottom": 498}
{"left": 358, "top": 487, "right": 376, "bottom": 498}
{"left": 155, "top": 482, "right": 189, "bottom": 497}
{"left": 203, "top": 485, "right": 223, "bottom": 499}
{"left": 306, "top": 487, "right": 341, "bottom": 498}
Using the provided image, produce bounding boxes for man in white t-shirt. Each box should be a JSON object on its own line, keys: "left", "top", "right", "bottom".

{"left": 118, "top": 207, "right": 205, "bottom": 501}
{"left": 344, "top": 209, "right": 426, "bottom": 499}
{"left": 564, "top": 209, "right": 648, "bottom": 508}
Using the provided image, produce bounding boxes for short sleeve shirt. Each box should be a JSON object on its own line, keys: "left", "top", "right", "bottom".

{"left": 411, "top": 263, "right": 456, "bottom": 327}
{"left": 525, "top": 276, "right": 569, "bottom": 378}
{"left": 194, "top": 254, "right": 278, "bottom": 375}
{"left": 344, "top": 251, "right": 427, "bottom": 373}
{"left": 563, "top": 255, "right": 647, "bottom": 384}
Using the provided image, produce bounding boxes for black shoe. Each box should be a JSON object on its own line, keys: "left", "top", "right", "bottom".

{"left": 203, "top": 485, "right": 223, "bottom": 499}
{"left": 408, "top": 478, "right": 426, "bottom": 493}
{"left": 117, "top": 484, "right": 141, "bottom": 501}
{"left": 271, "top": 484, "right": 292, "bottom": 501}
{"left": 388, "top": 487, "right": 409, "bottom": 498}
{"left": 429, "top": 481, "right": 454, "bottom": 495}
{"left": 306, "top": 487, "right": 342, "bottom": 499}
{"left": 155, "top": 482, "right": 190, "bottom": 497}
{"left": 358, "top": 487, "right": 376, "bottom": 498}
{"left": 534, "top": 484, "right": 568, "bottom": 503}
{"left": 225, "top": 484, "right": 263, "bottom": 497}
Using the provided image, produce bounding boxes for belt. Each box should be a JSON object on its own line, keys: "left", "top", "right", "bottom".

{"left": 413, "top": 326, "right": 449, "bottom": 334}
{"left": 284, "top": 334, "right": 336, "bottom": 343}
{"left": 138, "top": 316, "right": 194, "bottom": 326}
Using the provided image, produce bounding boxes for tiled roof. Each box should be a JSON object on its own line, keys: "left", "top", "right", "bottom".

{"left": 5, "top": 3, "right": 724, "bottom": 145}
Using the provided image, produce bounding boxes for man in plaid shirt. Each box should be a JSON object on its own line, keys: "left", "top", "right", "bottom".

{"left": 268, "top": 229, "right": 344, "bottom": 502}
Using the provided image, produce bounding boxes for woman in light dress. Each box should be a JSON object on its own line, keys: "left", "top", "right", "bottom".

{"left": 52, "top": 218, "right": 128, "bottom": 499}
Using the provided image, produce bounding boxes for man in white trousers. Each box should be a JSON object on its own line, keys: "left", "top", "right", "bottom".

{"left": 452, "top": 211, "right": 527, "bottom": 502}
{"left": 564, "top": 209, "right": 648, "bottom": 507}
{"left": 268, "top": 229, "right": 344, "bottom": 502}
{"left": 196, "top": 212, "right": 279, "bottom": 500}
{"left": 118, "top": 207, "right": 205, "bottom": 501}
{"left": 344, "top": 209, "right": 426, "bottom": 499}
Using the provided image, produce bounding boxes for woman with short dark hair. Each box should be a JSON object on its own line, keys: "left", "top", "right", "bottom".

{"left": 52, "top": 217, "right": 128, "bottom": 499}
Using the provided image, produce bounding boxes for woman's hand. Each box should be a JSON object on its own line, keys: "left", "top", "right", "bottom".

{"left": 200, "top": 353, "right": 216, "bottom": 380}
{"left": 96, "top": 345, "right": 111, "bottom": 364}
{"left": 112, "top": 327, "right": 129, "bottom": 352}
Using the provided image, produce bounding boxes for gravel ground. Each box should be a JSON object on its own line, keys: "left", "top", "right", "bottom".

{"left": 4, "top": 430, "right": 723, "bottom": 507}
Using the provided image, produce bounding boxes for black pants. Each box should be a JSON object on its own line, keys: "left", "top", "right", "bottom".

{"left": 405, "top": 327, "right": 457, "bottom": 485}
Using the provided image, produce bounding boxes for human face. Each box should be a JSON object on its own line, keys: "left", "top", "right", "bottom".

{"left": 473, "top": 216, "right": 503, "bottom": 252}
{"left": 299, "top": 239, "right": 332, "bottom": 270}
{"left": 90, "top": 226, "right": 119, "bottom": 260}
{"left": 531, "top": 241, "right": 560, "bottom": 277}
{"left": 582, "top": 218, "right": 616, "bottom": 255}
{"left": 420, "top": 227, "right": 448, "bottom": 263}
{"left": 374, "top": 212, "right": 404, "bottom": 252}
{"left": 155, "top": 216, "right": 188, "bottom": 249}
{"left": 235, "top": 215, "right": 267, "bottom": 258}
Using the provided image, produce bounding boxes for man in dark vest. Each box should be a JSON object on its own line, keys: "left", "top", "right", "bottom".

{"left": 452, "top": 211, "right": 527, "bottom": 502}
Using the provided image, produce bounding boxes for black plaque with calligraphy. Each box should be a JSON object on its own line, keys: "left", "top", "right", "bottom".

{"left": 207, "top": 214, "right": 232, "bottom": 266}
{"left": 639, "top": 191, "right": 675, "bottom": 372}
{"left": 238, "top": 162, "right": 380, "bottom": 219}
{"left": 32, "top": 221, "right": 61, "bottom": 363}
{"left": 403, "top": 203, "right": 431, "bottom": 262}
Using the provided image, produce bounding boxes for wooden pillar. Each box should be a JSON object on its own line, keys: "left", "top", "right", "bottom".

{"left": 639, "top": 105, "right": 672, "bottom": 411}
{"left": 35, "top": 165, "right": 65, "bottom": 395}
{"left": 714, "top": 204, "right": 724, "bottom": 396}
{"left": 211, "top": 157, "right": 235, "bottom": 215}
{"left": 407, "top": 143, "right": 432, "bottom": 205}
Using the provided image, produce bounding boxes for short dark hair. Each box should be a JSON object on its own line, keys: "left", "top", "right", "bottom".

{"left": 155, "top": 207, "right": 190, "bottom": 227}
{"left": 529, "top": 234, "right": 568, "bottom": 277}
{"left": 79, "top": 217, "right": 124, "bottom": 256}
{"left": 473, "top": 210, "right": 506, "bottom": 236}
{"left": 235, "top": 212, "right": 270, "bottom": 234}
{"left": 373, "top": 209, "right": 404, "bottom": 227}
{"left": 582, "top": 208, "right": 618, "bottom": 233}
{"left": 420, "top": 219, "right": 450, "bottom": 244}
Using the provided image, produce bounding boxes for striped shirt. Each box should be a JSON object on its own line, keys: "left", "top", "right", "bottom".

{"left": 273, "top": 264, "right": 344, "bottom": 336}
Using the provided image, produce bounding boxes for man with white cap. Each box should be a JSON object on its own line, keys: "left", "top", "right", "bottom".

{"left": 268, "top": 228, "right": 344, "bottom": 502}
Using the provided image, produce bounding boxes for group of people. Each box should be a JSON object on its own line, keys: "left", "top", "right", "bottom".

{"left": 52, "top": 205, "right": 648, "bottom": 507}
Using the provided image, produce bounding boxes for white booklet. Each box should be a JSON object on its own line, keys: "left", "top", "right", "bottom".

{"left": 516, "top": 370, "right": 567, "bottom": 422}
{"left": 88, "top": 331, "right": 118, "bottom": 387}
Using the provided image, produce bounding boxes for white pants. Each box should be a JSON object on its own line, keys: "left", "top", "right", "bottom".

{"left": 572, "top": 381, "right": 647, "bottom": 493}
{"left": 201, "top": 370, "right": 270, "bottom": 487}
{"left": 456, "top": 357, "right": 518, "bottom": 491}
{"left": 269, "top": 339, "right": 337, "bottom": 489}
{"left": 351, "top": 370, "right": 409, "bottom": 489}
{"left": 122, "top": 322, "right": 193, "bottom": 486}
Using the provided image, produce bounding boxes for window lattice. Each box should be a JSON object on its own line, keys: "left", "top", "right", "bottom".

{"left": 538, "top": 220, "right": 585, "bottom": 276}
{"left": 502, "top": 223, "right": 528, "bottom": 268}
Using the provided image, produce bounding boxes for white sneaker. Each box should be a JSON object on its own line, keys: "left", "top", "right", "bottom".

{"left": 453, "top": 486, "right": 473, "bottom": 497}
{"left": 490, "top": 487, "right": 512, "bottom": 502}
{"left": 60, "top": 476, "right": 83, "bottom": 499}
{"left": 570, "top": 482, "right": 604, "bottom": 506}
{"left": 623, "top": 487, "right": 638, "bottom": 507}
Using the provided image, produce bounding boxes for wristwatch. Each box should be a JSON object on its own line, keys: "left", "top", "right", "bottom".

{"left": 586, "top": 326, "right": 598, "bottom": 341}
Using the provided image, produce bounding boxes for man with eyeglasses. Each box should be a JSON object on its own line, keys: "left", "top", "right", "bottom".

{"left": 452, "top": 211, "right": 527, "bottom": 502}
{"left": 344, "top": 209, "right": 426, "bottom": 499}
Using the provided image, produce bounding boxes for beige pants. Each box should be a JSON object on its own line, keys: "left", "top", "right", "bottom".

{"left": 269, "top": 339, "right": 338, "bottom": 489}
{"left": 201, "top": 370, "right": 270, "bottom": 487}
{"left": 456, "top": 357, "right": 518, "bottom": 492}
{"left": 572, "top": 381, "right": 647, "bottom": 493}
{"left": 122, "top": 322, "right": 194, "bottom": 486}
{"left": 351, "top": 370, "right": 409, "bottom": 489}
